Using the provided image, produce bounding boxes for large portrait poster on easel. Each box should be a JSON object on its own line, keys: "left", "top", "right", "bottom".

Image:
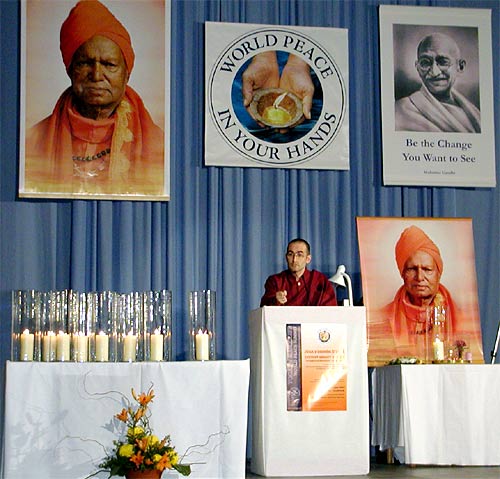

{"left": 379, "top": 5, "right": 496, "bottom": 187}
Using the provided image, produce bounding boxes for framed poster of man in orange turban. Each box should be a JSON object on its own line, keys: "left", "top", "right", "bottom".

{"left": 19, "top": 0, "right": 169, "bottom": 201}
{"left": 357, "top": 217, "right": 484, "bottom": 366}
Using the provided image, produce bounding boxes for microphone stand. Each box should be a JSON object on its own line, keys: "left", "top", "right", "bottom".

{"left": 491, "top": 319, "right": 500, "bottom": 364}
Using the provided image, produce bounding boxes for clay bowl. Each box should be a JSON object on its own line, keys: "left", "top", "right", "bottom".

{"left": 248, "top": 88, "right": 304, "bottom": 129}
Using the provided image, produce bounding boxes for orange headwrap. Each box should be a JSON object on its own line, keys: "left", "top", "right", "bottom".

{"left": 395, "top": 225, "right": 443, "bottom": 276}
{"left": 60, "top": 0, "right": 135, "bottom": 73}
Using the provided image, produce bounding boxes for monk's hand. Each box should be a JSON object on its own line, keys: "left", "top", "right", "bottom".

{"left": 276, "top": 290, "right": 287, "bottom": 305}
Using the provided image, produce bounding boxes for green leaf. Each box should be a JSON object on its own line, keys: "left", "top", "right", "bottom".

{"left": 173, "top": 463, "right": 192, "bottom": 476}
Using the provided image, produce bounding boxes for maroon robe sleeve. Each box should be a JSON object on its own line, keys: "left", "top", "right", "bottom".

{"left": 260, "top": 273, "right": 282, "bottom": 306}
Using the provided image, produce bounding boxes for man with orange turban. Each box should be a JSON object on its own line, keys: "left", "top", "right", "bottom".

{"left": 24, "top": 0, "right": 164, "bottom": 198}
{"left": 368, "top": 225, "right": 483, "bottom": 364}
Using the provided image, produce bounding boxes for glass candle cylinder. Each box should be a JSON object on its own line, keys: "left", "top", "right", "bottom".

{"left": 419, "top": 306, "right": 433, "bottom": 364}
{"left": 40, "top": 291, "right": 57, "bottom": 362}
{"left": 143, "top": 290, "right": 172, "bottom": 361}
{"left": 188, "top": 290, "right": 216, "bottom": 361}
{"left": 68, "top": 290, "right": 90, "bottom": 362}
{"left": 432, "top": 298, "right": 447, "bottom": 362}
{"left": 11, "top": 290, "right": 41, "bottom": 361}
{"left": 89, "top": 291, "right": 118, "bottom": 362}
{"left": 53, "top": 290, "right": 70, "bottom": 362}
{"left": 119, "top": 292, "right": 143, "bottom": 362}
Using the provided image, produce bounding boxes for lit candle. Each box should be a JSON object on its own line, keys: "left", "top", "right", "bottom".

{"left": 56, "top": 331, "right": 70, "bottom": 361}
{"left": 433, "top": 338, "right": 444, "bottom": 361}
{"left": 150, "top": 329, "right": 164, "bottom": 361}
{"left": 72, "top": 332, "right": 88, "bottom": 362}
{"left": 42, "top": 331, "right": 56, "bottom": 362}
{"left": 195, "top": 329, "right": 210, "bottom": 361}
{"left": 123, "top": 331, "right": 137, "bottom": 362}
{"left": 95, "top": 331, "right": 109, "bottom": 362}
{"left": 20, "top": 329, "right": 34, "bottom": 361}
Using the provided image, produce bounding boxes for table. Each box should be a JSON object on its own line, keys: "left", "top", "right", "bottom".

{"left": 249, "top": 306, "right": 370, "bottom": 476}
{"left": 371, "top": 364, "right": 500, "bottom": 465}
{"left": 1, "top": 360, "right": 249, "bottom": 479}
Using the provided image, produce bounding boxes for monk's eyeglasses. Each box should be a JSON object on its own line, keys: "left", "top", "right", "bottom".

{"left": 286, "top": 252, "right": 306, "bottom": 259}
{"left": 417, "top": 56, "right": 455, "bottom": 73}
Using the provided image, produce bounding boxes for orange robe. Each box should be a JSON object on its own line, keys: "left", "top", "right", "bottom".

{"left": 25, "top": 85, "right": 164, "bottom": 198}
{"left": 368, "top": 284, "right": 484, "bottom": 365}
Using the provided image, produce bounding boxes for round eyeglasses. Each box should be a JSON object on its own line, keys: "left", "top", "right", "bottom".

{"left": 417, "top": 56, "right": 455, "bottom": 73}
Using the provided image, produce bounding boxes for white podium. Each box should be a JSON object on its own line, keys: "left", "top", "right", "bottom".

{"left": 249, "top": 306, "right": 370, "bottom": 476}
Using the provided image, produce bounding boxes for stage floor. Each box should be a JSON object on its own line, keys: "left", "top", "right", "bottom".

{"left": 246, "top": 463, "right": 500, "bottom": 478}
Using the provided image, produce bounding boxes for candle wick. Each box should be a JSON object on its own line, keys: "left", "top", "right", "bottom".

{"left": 273, "top": 92, "right": 288, "bottom": 111}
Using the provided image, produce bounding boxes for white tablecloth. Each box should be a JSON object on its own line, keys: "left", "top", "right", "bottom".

{"left": 1, "top": 360, "right": 249, "bottom": 479}
{"left": 249, "top": 306, "right": 370, "bottom": 476}
{"left": 371, "top": 364, "right": 500, "bottom": 465}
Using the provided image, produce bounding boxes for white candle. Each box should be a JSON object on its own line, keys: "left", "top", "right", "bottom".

{"left": 195, "top": 330, "right": 210, "bottom": 361}
{"left": 20, "top": 329, "right": 34, "bottom": 361}
{"left": 150, "top": 329, "right": 164, "bottom": 361}
{"left": 433, "top": 338, "right": 444, "bottom": 361}
{"left": 123, "top": 331, "right": 137, "bottom": 362}
{"left": 72, "top": 332, "right": 88, "bottom": 362}
{"left": 42, "top": 331, "right": 56, "bottom": 362}
{"left": 95, "top": 331, "right": 109, "bottom": 362}
{"left": 56, "top": 331, "right": 70, "bottom": 361}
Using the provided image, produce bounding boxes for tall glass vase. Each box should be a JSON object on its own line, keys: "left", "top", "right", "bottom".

{"left": 68, "top": 290, "right": 90, "bottom": 362}
{"left": 119, "top": 292, "right": 143, "bottom": 362}
{"left": 143, "top": 290, "right": 172, "bottom": 361}
{"left": 11, "top": 290, "right": 41, "bottom": 361}
{"left": 188, "top": 290, "right": 216, "bottom": 361}
{"left": 89, "top": 291, "right": 119, "bottom": 362}
{"left": 431, "top": 298, "right": 448, "bottom": 362}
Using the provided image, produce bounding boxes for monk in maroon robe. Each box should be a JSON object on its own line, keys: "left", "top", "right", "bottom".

{"left": 260, "top": 238, "right": 337, "bottom": 307}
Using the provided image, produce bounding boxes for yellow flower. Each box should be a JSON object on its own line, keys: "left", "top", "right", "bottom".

{"left": 152, "top": 453, "right": 162, "bottom": 463}
{"left": 128, "top": 426, "right": 144, "bottom": 437}
{"left": 169, "top": 450, "right": 179, "bottom": 465}
{"left": 149, "top": 435, "right": 159, "bottom": 445}
{"left": 118, "top": 443, "right": 135, "bottom": 458}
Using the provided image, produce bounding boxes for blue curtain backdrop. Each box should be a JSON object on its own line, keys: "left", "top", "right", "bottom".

{"left": 0, "top": 0, "right": 499, "bottom": 454}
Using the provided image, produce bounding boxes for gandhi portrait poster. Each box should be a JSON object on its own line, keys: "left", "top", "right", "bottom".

{"left": 19, "top": 0, "right": 170, "bottom": 201}
{"left": 205, "top": 22, "right": 349, "bottom": 169}
{"left": 379, "top": 6, "right": 496, "bottom": 188}
{"left": 357, "top": 217, "right": 484, "bottom": 367}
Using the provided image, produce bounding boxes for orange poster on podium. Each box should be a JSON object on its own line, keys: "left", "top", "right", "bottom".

{"left": 300, "top": 323, "right": 347, "bottom": 411}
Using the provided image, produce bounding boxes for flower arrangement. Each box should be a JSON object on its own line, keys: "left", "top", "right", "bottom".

{"left": 454, "top": 339, "right": 467, "bottom": 359}
{"left": 387, "top": 356, "right": 422, "bottom": 365}
{"left": 96, "top": 386, "right": 191, "bottom": 478}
